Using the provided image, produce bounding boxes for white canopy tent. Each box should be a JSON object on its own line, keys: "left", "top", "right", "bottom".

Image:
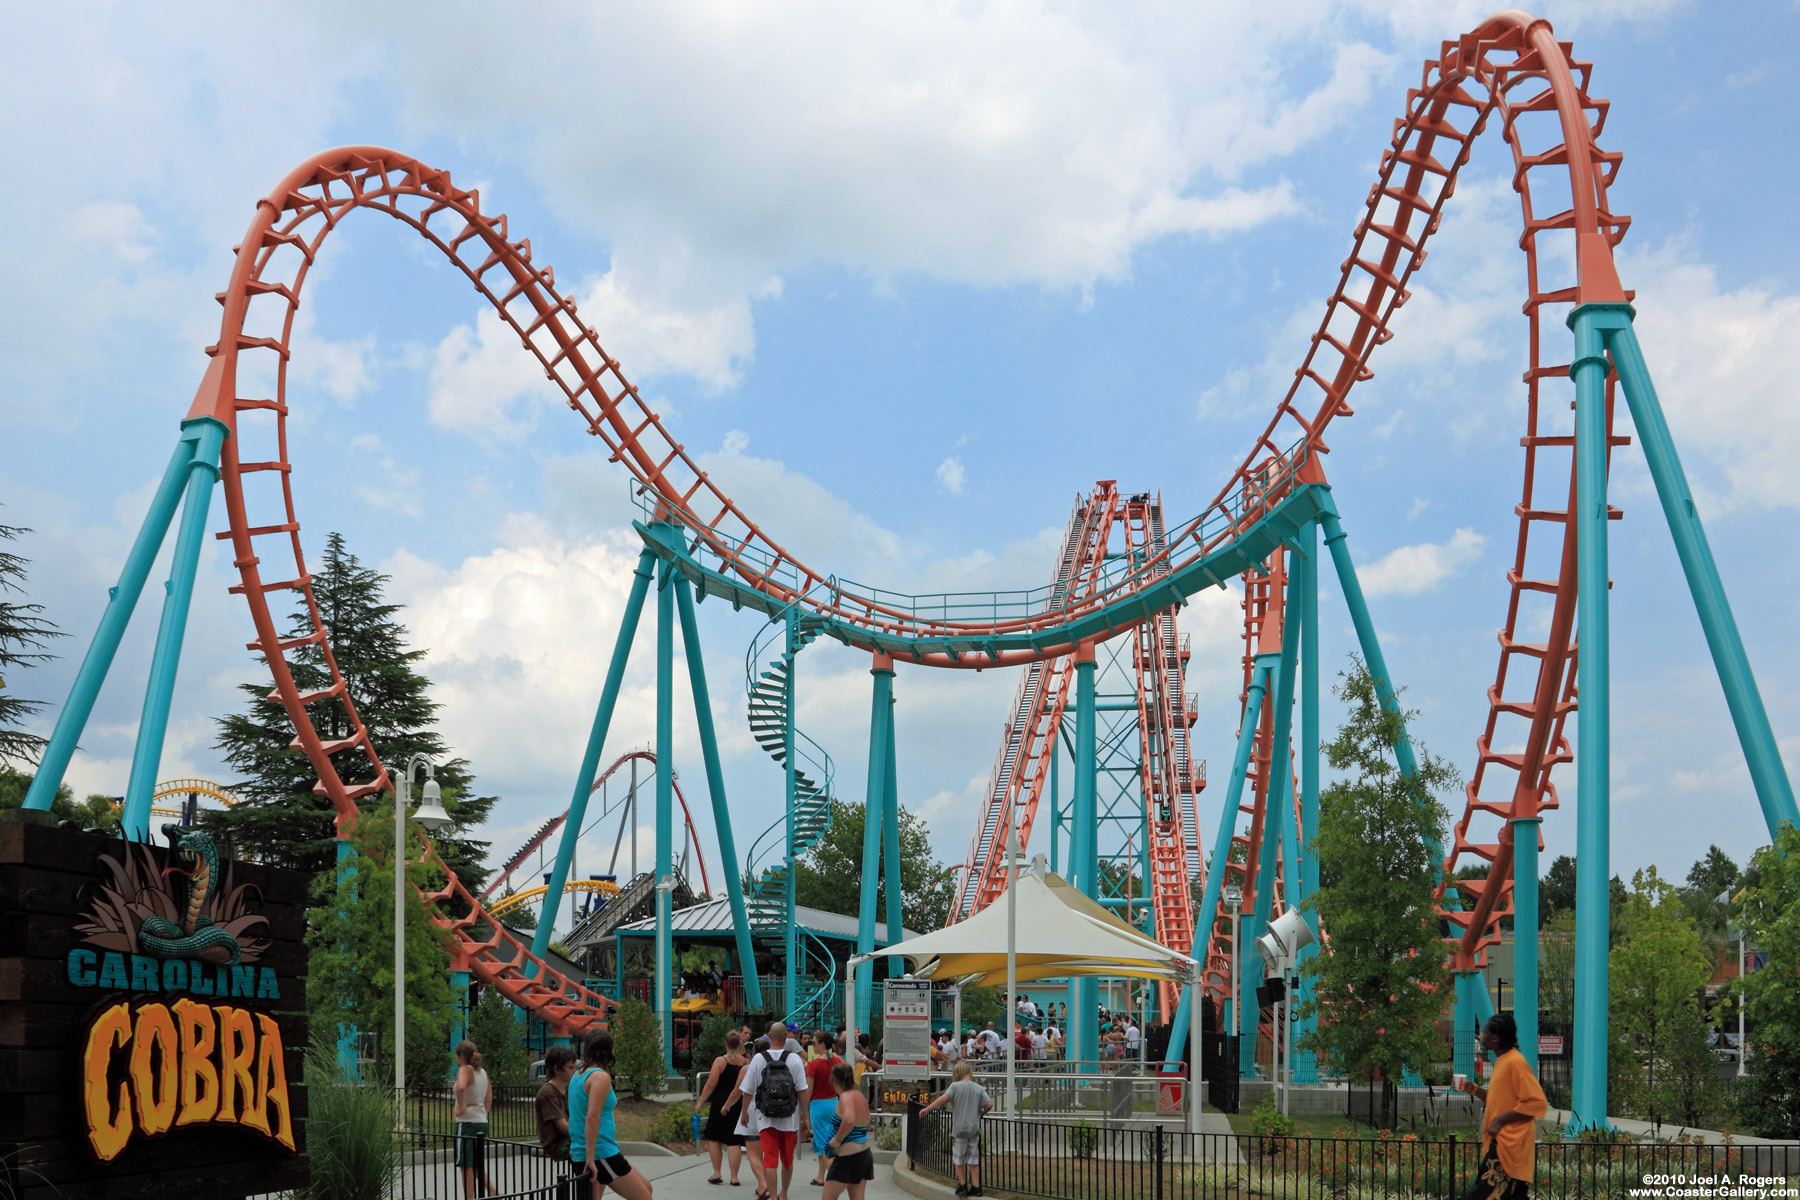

{"left": 845, "top": 858, "right": 1206, "bottom": 1131}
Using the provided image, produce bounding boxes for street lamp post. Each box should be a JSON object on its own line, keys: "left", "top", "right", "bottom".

{"left": 1004, "top": 823, "right": 1023, "bottom": 1116}
{"left": 1223, "top": 884, "right": 1243, "bottom": 1069}
{"left": 395, "top": 755, "right": 453, "bottom": 1125}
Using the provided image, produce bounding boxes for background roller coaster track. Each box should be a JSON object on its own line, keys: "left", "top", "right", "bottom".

{"left": 191, "top": 10, "right": 1631, "bottom": 1028}
{"left": 481, "top": 749, "right": 712, "bottom": 903}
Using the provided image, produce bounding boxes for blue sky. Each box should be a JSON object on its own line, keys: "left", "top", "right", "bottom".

{"left": 5, "top": 1, "right": 1799, "bottom": 936}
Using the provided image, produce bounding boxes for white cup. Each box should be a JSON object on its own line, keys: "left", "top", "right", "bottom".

{"left": 1452, "top": 1073, "right": 1467, "bottom": 1092}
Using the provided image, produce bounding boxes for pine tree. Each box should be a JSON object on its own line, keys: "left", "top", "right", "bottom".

{"left": 464, "top": 986, "right": 530, "bottom": 1087}
{"left": 0, "top": 518, "right": 63, "bottom": 767}
{"left": 1298, "top": 659, "right": 1457, "bottom": 1123}
{"left": 205, "top": 532, "right": 494, "bottom": 888}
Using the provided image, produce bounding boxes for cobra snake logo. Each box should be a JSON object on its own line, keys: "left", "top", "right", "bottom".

{"left": 135, "top": 824, "right": 246, "bottom": 964}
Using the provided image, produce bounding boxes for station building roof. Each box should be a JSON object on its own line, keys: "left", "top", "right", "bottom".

{"left": 612, "top": 898, "right": 918, "bottom": 946}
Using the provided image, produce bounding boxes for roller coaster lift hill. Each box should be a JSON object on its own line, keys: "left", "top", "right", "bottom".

{"left": 19, "top": 10, "right": 1796, "bottom": 1129}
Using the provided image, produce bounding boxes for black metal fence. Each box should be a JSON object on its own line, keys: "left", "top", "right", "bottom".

{"left": 392, "top": 1129, "right": 569, "bottom": 1200}
{"left": 405, "top": 1083, "right": 545, "bottom": 1142}
{"left": 906, "top": 1105, "right": 1800, "bottom": 1199}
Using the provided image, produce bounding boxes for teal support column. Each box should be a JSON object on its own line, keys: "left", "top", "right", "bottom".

{"left": 1453, "top": 970, "right": 1479, "bottom": 1080}
{"left": 1163, "top": 986, "right": 1193, "bottom": 1072}
{"left": 121, "top": 417, "right": 228, "bottom": 841}
{"left": 655, "top": 558, "right": 675, "bottom": 1073}
{"left": 1294, "top": 520, "right": 1321, "bottom": 1083}
{"left": 673, "top": 576, "right": 762, "bottom": 1010}
{"left": 1513, "top": 817, "right": 1541, "bottom": 1072}
{"left": 783, "top": 611, "right": 800, "bottom": 1017}
{"left": 883, "top": 689, "right": 904, "bottom": 975}
{"left": 855, "top": 659, "right": 894, "bottom": 1029}
{"left": 1569, "top": 304, "right": 1615, "bottom": 1132}
{"left": 1198, "top": 654, "right": 1275, "bottom": 1052}
{"left": 1048, "top": 731, "right": 1061, "bottom": 875}
{"left": 335, "top": 838, "right": 360, "bottom": 1080}
{"left": 24, "top": 433, "right": 199, "bottom": 812}
{"left": 1243, "top": 609, "right": 1299, "bottom": 1078}
{"left": 1604, "top": 317, "right": 1800, "bottom": 836}
{"left": 1317, "top": 500, "right": 1420, "bottom": 781}
{"left": 450, "top": 969, "right": 471, "bottom": 1046}
{"left": 1068, "top": 646, "right": 1098, "bottom": 1066}
{"left": 531, "top": 548, "right": 657, "bottom": 971}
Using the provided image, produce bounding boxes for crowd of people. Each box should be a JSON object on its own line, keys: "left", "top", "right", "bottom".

{"left": 693, "top": 1021, "right": 879, "bottom": 1200}
{"left": 926, "top": 996, "right": 1144, "bottom": 1067}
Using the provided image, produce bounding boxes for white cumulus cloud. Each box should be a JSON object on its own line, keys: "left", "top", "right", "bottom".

{"left": 1358, "top": 528, "right": 1488, "bottom": 597}
{"left": 936, "top": 457, "right": 966, "bottom": 495}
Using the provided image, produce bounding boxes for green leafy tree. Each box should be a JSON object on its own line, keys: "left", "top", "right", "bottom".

{"left": 306, "top": 808, "right": 460, "bottom": 1092}
{"left": 1678, "top": 845, "right": 1740, "bottom": 947}
{"left": 0, "top": 767, "right": 127, "bottom": 832}
{"left": 610, "top": 998, "right": 667, "bottom": 1098}
{"left": 789, "top": 798, "right": 956, "bottom": 933}
{"left": 1733, "top": 822, "right": 1800, "bottom": 1137}
{"left": 1537, "top": 853, "right": 1628, "bottom": 942}
{"left": 0, "top": 518, "right": 62, "bottom": 767}
{"left": 1687, "top": 845, "right": 1741, "bottom": 900}
{"left": 1540, "top": 909, "right": 1578, "bottom": 1026}
{"left": 206, "top": 532, "right": 494, "bottom": 888}
{"left": 1298, "top": 660, "right": 1457, "bottom": 1118}
{"left": 465, "top": 986, "right": 530, "bottom": 1087}
{"left": 1610, "top": 866, "right": 1713, "bottom": 1124}
{"left": 958, "top": 985, "right": 1007, "bottom": 1033}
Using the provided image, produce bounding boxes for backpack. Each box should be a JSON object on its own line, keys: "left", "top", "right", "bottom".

{"left": 754, "top": 1050, "right": 799, "bottom": 1119}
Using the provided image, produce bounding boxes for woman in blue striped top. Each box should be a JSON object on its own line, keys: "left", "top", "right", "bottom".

{"left": 569, "top": 1029, "right": 653, "bottom": 1200}
{"left": 819, "top": 1060, "right": 872, "bottom": 1200}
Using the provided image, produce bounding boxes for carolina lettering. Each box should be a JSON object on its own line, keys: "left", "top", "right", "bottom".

{"left": 64, "top": 949, "right": 281, "bottom": 999}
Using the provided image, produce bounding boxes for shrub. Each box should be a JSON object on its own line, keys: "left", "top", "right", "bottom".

{"left": 1249, "top": 1094, "right": 1297, "bottom": 1139}
{"left": 611, "top": 998, "right": 668, "bottom": 1099}
{"left": 1068, "top": 1120, "right": 1098, "bottom": 1158}
{"left": 690, "top": 1011, "right": 735, "bottom": 1091}
{"left": 875, "top": 1123, "right": 902, "bottom": 1151}
{"left": 647, "top": 1099, "right": 696, "bottom": 1147}
{"left": 304, "top": 1037, "right": 399, "bottom": 1200}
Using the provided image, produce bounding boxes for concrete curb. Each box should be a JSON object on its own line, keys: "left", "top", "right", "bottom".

{"left": 621, "top": 1140, "right": 681, "bottom": 1158}
{"left": 890, "top": 1154, "right": 959, "bottom": 1200}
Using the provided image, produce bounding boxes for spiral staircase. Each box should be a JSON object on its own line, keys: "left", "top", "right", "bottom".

{"left": 743, "top": 609, "right": 843, "bottom": 1026}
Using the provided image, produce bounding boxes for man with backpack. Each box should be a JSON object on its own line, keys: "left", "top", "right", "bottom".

{"left": 736, "top": 1019, "right": 811, "bottom": 1200}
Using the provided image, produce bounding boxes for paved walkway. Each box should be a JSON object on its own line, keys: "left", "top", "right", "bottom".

{"left": 643, "top": 1148, "right": 911, "bottom": 1200}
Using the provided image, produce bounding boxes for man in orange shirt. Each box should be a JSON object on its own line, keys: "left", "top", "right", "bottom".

{"left": 1456, "top": 1013, "right": 1547, "bottom": 1198}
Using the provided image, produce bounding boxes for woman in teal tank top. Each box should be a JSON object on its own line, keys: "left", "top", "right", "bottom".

{"left": 568, "top": 1029, "right": 653, "bottom": 1200}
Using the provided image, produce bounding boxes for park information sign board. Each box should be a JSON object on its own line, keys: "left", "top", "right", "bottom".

{"left": 882, "top": 979, "right": 932, "bottom": 1081}
{"left": 0, "top": 817, "right": 309, "bottom": 1199}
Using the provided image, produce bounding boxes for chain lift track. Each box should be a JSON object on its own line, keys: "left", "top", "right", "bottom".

{"left": 481, "top": 749, "right": 712, "bottom": 904}
{"left": 951, "top": 484, "right": 1205, "bottom": 1019}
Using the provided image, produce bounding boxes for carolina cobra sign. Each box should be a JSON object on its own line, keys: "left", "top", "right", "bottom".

{"left": 0, "top": 817, "right": 309, "bottom": 1199}
{"left": 69, "top": 825, "right": 295, "bottom": 1162}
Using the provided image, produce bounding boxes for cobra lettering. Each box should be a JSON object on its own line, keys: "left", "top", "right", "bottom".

{"left": 80, "top": 999, "right": 295, "bottom": 1161}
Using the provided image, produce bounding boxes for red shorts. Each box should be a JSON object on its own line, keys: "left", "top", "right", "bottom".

{"left": 759, "top": 1127, "right": 797, "bottom": 1170}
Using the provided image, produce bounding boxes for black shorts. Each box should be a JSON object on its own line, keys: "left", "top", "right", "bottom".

{"left": 825, "top": 1150, "right": 875, "bottom": 1184}
{"left": 572, "top": 1154, "right": 634, "bottom": 1184}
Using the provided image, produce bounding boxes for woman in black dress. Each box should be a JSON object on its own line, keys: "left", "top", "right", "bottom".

{"left": 696, "top": 1029, "right": 749, "bottom": 1185}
